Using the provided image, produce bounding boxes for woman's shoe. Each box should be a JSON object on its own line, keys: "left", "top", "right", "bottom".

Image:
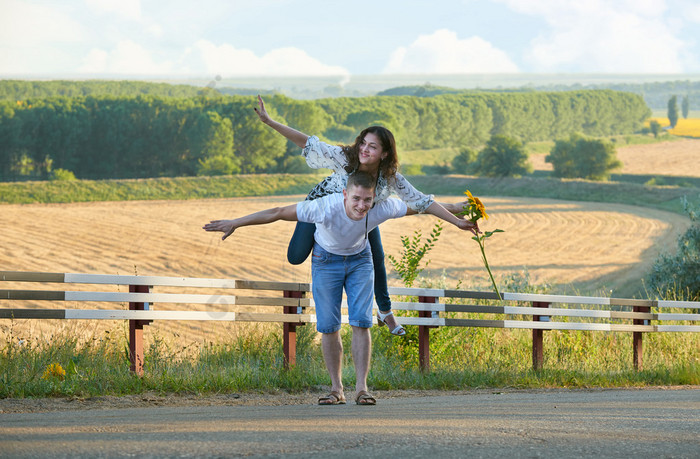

{"left": 377, "top": 310, "right": 406, "bottom": 336}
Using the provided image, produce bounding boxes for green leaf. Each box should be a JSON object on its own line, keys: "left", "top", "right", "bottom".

{"left": 482, "top": 229, "right": 504, "bottom": 237}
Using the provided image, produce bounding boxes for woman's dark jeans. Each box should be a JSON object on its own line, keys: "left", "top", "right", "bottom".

{"left": 287, "top": 221, "right": 392, "bottom": 313}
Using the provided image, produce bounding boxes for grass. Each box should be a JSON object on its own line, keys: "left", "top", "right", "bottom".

{"left": 2, "top": 169, "right": 699, "bottom": 216}
{"left": 400, "top": 146, "right": 459, "bottom": 167}
{"left": 2, "top": 302, "right": 697, "bottom": 398}
{"left": 0, "top": 173, "right": 328, "bottom": 205}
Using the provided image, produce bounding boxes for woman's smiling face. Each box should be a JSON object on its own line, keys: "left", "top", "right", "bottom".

{"left": 357, "top": 132, "right": 387, "bottom": 170}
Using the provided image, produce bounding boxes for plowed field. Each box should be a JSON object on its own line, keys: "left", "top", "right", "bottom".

{"left": 1, "top": 196, "right": 690, "bottom": 344}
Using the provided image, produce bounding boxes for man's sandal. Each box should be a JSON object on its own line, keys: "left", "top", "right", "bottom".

{"left": 377, "top": 310, "right": 406, "bottom": 336}
{"left": 355, "top": 390, "right": 377, "bottom": 406}
{"left": 318, "top": 391, "right": 346, "bottom": 405}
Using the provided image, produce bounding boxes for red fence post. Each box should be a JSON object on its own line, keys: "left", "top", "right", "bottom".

{"left": 532, "top": 301, "right": 550, "bottom": 371}
{"left": 418, "top": 295, "right": 438, "bottom": 373}
{"left": 128, "top": 284, "right": 152, "bottom": 376}
{"left": 283, "top": 290, "right": 305, "bottom": 370}
{"left": 632, "top": 305, "right": 649, "bottom": 371}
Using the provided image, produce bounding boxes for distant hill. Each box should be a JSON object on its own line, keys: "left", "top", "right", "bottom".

{"left": 377, "top": 85, "right": 465, "bottom": 97}
{"left": 0, "top": 80, "right": 209, "bottom": 100}
{"left": 377, "top": 81, "right": 700, "bottom": 111}
{"left": 4, "top": 77, "right": 700, "bottom": 111}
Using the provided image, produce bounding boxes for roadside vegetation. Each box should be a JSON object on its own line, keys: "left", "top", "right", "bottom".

{"left": 2, "top": 285, "right": 697, "bottom": 399}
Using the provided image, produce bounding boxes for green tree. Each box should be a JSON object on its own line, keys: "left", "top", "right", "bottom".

{"left": 668, "top": 95, "right": 679, "bottom": 128}
{"left": 682, "top": 95, "right": 690, "bottom": 119}
{"left": 451, "top": 147, "right": 478, "bottom": 174}
{"left": 270, "top": 95, "right": 331, "bottom": 154}
{"left": 474, "top": 135, "right": 532, "bottom": 178}
{"left": 273, "top": 155, "right": 316, "bottom": 174}
{"left": 649, "top": 120, "right": 662, "bottom": 138}
{"left": 647, "top": 198, "right": 700, "bottom": 301}
{"left": 50, "top": 168, "right": 77, "bottom": 181}
{"left": 227, "top": 100, "right": 286, "bottom": 173}
{"left": 323, "top": 124, "right": 356, "bottom": 144}
{"left": 191, "top": 111, "right": 238, "bottom": 176}
{"left": 546, "top": 133, "right": 621, "bottom": 181}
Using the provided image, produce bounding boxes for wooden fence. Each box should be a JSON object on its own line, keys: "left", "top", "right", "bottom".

{"left": 2, "top": 271, "right": 698, "bottom": 374}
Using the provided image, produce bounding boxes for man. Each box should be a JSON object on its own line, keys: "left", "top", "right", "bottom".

{"left": 203, "top": 171, "right": 476, "bottom": 405}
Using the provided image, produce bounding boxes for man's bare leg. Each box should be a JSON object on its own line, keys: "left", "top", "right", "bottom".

{"left": 351, "top": 326, "right": 371, "bottom": 393}
{"left": 321, "top": 331, "right": 343, "bottom": 393}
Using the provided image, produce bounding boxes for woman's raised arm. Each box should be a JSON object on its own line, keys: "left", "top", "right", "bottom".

{"left": 254, "top": 95, "right": 309, "bottom": 148}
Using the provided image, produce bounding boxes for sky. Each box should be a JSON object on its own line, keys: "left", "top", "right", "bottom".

{"left": 2, "top": 0, "right": 700, "bottom": 79}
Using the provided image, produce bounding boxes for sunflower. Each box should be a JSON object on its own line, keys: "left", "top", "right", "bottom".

{"left": 463, "top": 190, "right": 488, "bottom": 220}
{"left": 462, "top": 189, "right": 502, "bottom": 297}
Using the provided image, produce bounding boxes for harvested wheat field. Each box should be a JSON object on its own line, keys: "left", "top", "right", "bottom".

{"left": 0, "top": 195, "right": 690, "bottom": 344}
{"left": 530, "top": 138, "right": 700, "bottom": 176}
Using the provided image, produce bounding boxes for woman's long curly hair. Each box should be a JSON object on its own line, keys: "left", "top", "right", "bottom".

{"left": 342, "top": 126, "right": 399, "bottom": 180}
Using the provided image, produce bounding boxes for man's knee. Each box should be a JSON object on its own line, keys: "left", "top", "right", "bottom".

{"left": 350, "top": 325, "right": 371, "bottom": 336}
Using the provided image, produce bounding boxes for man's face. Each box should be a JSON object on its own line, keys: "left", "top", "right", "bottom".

{"left": 342, "top": 184, "right": 375, "bottom": 221}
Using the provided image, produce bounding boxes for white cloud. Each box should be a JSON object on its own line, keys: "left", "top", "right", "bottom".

{"left": 74, "top": 39, "right": 350, "bottom": 77}
{"left": 686, "top": 2, "right": 700, "bottom": 23}
{"left": 78, "top": 49, "right": 109, "bottom": 73}
{"left": 0, "top": 0, "right": 87, "bottom": 74}
{"left": 85, "top": 0, "right": 142, "bottom": 21}
{"left": 179, "top": 40, "right": 350, "bottom": 77}
{"left": 0, "top": 0, "right": 85, "bottom": 45}
{"left": 147, "top": 24, "right": 164, "bottom": 38}
{"left": 78, "top": 40, "right": 173, "bottom": 75}
{"left": 382, "top": 29, "right": 519, "bottom": 74}
{"left": 496, "top": 0, "right": 693, "bottom": 72}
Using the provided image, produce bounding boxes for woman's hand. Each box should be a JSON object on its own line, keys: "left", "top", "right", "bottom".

{"left": 254, "top": 95, "right": 272, "bottom": 124}
{"left": 441, "top": 200, "right": 468, "bottom": 215}
{"left": 253, "top": 94, "right": 309, "bottom": 148}
{"left": 457, "top": 219, "right": 480, "bottom": 236}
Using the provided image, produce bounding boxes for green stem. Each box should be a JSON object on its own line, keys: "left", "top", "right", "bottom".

{"left": 477, "top": 238, "right": 501, "bottom": 299}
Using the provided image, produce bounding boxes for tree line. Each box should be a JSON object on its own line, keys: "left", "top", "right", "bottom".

{"left": 0, "top": 89, "right": 650, "bottom": 181}
{"left": 381, "top": 80, "right": 700, "bottom": 112}
{"left": 0, "top": 79, "right": 206, "bottom": 100}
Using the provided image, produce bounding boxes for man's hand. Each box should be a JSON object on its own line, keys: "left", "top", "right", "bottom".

{"left": 203, "top": 220, "right": 236, "bottom": 240}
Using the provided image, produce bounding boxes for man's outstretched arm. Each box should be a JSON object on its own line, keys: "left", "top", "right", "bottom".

{"left": 203, "top": 204, "right": 298, "bottom": 240}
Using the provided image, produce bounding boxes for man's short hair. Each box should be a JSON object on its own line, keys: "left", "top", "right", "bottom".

{"left": 346, "top": 170, "right": 376, "bottom": 191}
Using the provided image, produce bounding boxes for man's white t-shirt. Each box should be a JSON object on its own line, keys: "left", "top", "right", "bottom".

{"left": 296, "top": 193, "right": 408, "bottom": 256}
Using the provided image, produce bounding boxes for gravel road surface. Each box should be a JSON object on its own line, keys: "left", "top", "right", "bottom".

{"left": 1, "top": 388, "right": 698, "bottom": 458}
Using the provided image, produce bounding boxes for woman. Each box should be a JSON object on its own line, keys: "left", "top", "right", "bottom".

{"left": 254, "top": 96, "right": 475, "bottom": 335}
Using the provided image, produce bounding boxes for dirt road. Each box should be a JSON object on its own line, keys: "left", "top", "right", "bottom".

{"left": 2, "top": 388, "right": 698, "bottom": 458}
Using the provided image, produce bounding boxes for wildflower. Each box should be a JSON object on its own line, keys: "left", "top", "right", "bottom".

{"left": 464, "top": 190, "right": 488, "bottom": 220}
{"left": 42, "top": 363, "right": 66, "bottom": 381}
{"left": 460, "top": 190, "right": 503, "bottom": 297}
